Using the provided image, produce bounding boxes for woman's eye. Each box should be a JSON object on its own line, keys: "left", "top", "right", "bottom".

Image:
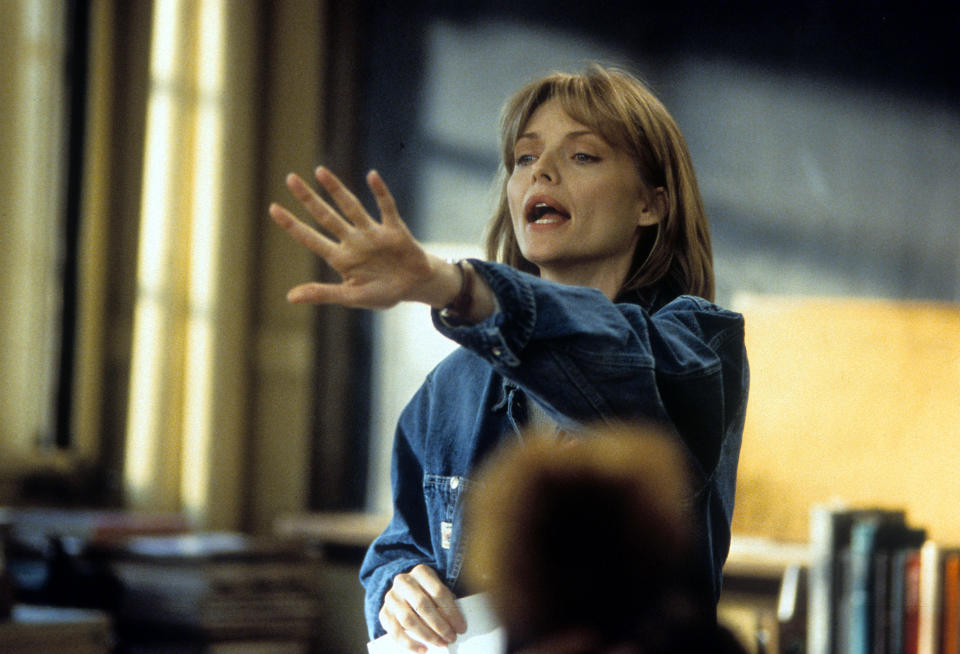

{"left": 573, "top": 152, "right": 598, "bottom": 163}
{"left": 515, "top": 154, "right": 536, "bottom": 166}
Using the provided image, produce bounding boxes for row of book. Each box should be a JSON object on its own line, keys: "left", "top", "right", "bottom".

{"left": 808, "top": 505, "right": 959, "bottom": 654}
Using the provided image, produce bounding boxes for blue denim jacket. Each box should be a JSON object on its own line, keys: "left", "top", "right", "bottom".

{"left": 359, "top": 260, "right": 749, "bottom": 639}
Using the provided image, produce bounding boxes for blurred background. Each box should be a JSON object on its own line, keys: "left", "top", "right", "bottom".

{"left": 1, "top": 0, "right": 958, "bottom": 651}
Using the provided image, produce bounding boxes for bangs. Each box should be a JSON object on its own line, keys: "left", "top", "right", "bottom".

{"left": 555, "top": 83, "right": 636, "bottom": 157}
{"left": 500, "top": 70, "right": 648, "bottom": 178}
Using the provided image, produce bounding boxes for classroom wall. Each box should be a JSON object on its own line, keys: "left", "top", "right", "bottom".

{"left": 731, "top": 294, "right": 960, "bottom": 544}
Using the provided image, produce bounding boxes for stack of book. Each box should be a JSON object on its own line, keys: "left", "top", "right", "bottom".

{"left": 108, "top": 532, "right": 324, "bottom": 642}
{"left": 808, "top": 504, "right": 960, "bottom": 654}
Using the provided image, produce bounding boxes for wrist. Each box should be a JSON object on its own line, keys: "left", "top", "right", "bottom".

{"left": 439, "top": 259, "right": 474, "bottom": 322}
{"left": 415, "top": 254, "right": 463, "bottom": 309}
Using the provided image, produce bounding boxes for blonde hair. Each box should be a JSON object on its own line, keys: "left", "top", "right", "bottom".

{"left": 484, "top": 64, "right": 715, "bottom": 303}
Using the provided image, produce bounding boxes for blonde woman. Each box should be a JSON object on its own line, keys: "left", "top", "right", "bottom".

{"left": 270, "top": 64, "right": 748, "bottom": 654}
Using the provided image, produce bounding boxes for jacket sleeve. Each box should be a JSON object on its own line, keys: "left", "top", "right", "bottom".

{"left": 358, "top": 383, "right": 436, "bottom": 640}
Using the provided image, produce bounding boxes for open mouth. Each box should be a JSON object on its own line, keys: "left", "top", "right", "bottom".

{"left": 526, "top": 200, "right": 570, "bottom": 225}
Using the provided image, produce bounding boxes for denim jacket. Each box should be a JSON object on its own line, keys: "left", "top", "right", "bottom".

{"left": 359, "top": 260, "right": 749, "bottom": 639}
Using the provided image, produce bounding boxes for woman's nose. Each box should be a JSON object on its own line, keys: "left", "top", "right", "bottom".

{"left": 530, "top": 151, "right": 558, "bottom": 182}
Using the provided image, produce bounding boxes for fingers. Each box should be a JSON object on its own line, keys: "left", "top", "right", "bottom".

{"left": 380, "top": 565, "right": 467, "bottom": 652}
{"left": 281, "top": 167, "right": 399, "bottom": 237}
{"left": 379, "top": 601, "right": 432, "bottom": 654}
{"left": 387, "top": 572, "right": 458, "bottom": 645}
{"left": 284, "top": 172, "right": 354, "bottom": 240}
{"left": 268, "top": 202, "right": 336, "bottom": 260}
{"left": 408, "top": 565, "right": 467, "bottom": 635}
{"left": 366, "top": 169, "right": 403, "bottom": 227}
{"left": 313, "top": 167, "right": 377, "bottom": 229}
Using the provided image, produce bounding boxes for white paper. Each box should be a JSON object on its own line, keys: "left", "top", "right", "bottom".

{"left": 367, "top": 593, "right": 506, "bottom": 654}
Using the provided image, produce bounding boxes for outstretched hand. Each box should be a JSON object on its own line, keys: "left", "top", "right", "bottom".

{"left": 269, "top": 167, "right": 449, "bottom": 309}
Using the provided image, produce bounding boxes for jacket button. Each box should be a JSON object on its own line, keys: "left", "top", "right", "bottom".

{"left": 449, "top": 477, "right": 460, "bottom": 489}
{"left": 491, "top": 347, "right": 502, "bottom": 357}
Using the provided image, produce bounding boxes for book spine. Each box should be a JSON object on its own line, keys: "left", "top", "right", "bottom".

{"left": 942, "top": 552, "right": 960, "bottom": 654}
{"left": 904, "top": 550, "right": 923, "bottom": 654}
{"left": 847, "top": 520, "right": 878, "bottom": 654}
{"left": 809, "top": 505, "right": 837, "bottom": 654}
{"left": 873, "top": 550, "right": 892, "bottom": 654}
{"left": 918, "top": 541, "right": 943, "bottom": 654}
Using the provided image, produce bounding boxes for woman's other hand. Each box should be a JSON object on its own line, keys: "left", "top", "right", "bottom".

{"left": 269, "top": 167, "right": 453, "bottom": 309}
{"left": 379, "top": 564, "right": 467, "bottom": 653}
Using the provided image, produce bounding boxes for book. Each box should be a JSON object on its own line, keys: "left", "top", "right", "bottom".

{"left": 844, "top": 517, "right": 879, "bottom": 654}
{"left": 873, "top": 537, "right": 926, "bottom": 654}
{"left": 903, "top": 549, "right": 923, "bottom": 654}
{"left": 844, "top": 516, "right": 926, "bottom": 654}
{"left": 941, "top": 551, "right": 960, "bottom": 654}
{"left": 872, "top": 549, "right": 892, "bottom": 654}
{"left": 808, "top": 504, "right": 906, "bottom": 654}
{"left": 885, "top": 547, "right": 920, "bottom": 654}
{"left": 918, "top": 540, "right": 943, "bottom": 654}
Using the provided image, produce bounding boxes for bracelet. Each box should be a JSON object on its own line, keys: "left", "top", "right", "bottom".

{"left": 440, "top": 259, "right": 474, "bottom": 320}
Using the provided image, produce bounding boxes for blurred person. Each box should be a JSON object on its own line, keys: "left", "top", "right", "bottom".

{"left": 269, "top": 63, "right": 749, "bottom": 653}
{"left": 462, "top": 424, "right": 750, "bottom": 654}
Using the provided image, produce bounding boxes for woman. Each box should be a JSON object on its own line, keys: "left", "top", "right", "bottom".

{"left": 269, "top": 64, "right": 748, "bottom": 654}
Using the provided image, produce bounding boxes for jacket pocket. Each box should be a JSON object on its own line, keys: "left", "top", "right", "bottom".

{"left": 423, "top": 474, "right": 472, "bottom": 588}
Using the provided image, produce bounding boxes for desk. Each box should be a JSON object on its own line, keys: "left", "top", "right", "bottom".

{"left": 274, "top": 511, "right": 390, "bottom": 550}
{"left": 0, "top": 604, "right": 111, "bottom": 654}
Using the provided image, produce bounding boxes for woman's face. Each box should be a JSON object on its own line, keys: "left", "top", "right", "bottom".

{"left": 506, "top": 98, "right": 661, "bottom": 291}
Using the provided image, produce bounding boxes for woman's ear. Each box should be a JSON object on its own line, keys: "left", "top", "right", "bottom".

{"left": 637, "top": 187, "right": 669, "bottom": 227}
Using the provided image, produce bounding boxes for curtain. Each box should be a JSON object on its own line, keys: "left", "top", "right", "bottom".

{"left": 73, "top": 0, "right": 332, "bottom": 531}
{"left": 118, "top": 0, "right": 253, "bottom": 525}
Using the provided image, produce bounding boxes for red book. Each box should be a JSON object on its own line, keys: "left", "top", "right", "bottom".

{"left": 942, "top": 552, "right": 960, "bottom": 654}
{"left": 905, "top": 550, "right": 922, "bottom": 654}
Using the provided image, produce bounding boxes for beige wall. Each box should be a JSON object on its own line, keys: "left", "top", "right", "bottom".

{"left": 731, "top": 294, "right": 960, "bottom": 544}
